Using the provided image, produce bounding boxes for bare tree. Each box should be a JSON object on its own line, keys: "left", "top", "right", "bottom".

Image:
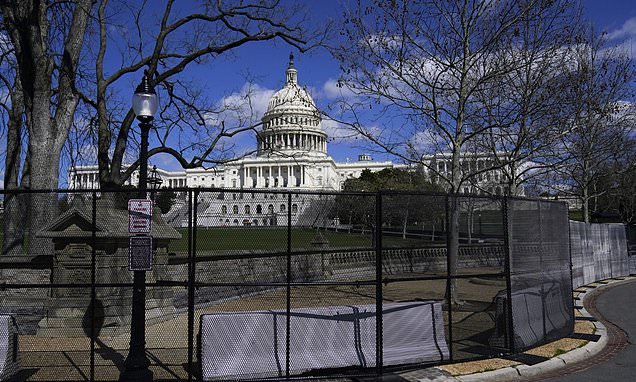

{"left": 331, "top": 0, "right": 541, "bottom": 304}
{"left": 549, "top": 29, "right": 635, "bottom": 223}
{"left": 87, "top": 0, "right": 324, "bottom": 190}
{"left": 1, "top": 0, "right": 93, "bottom": 256}
{"left": 474, "top": 0, "right": 582, "bottom": 196}
{"left": 0, "top": 0, "right": 326, "bottom": 255}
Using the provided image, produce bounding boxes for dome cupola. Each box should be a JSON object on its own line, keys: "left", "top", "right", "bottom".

{"left": 258, "top": 54, "right": 327, "bottom": 158}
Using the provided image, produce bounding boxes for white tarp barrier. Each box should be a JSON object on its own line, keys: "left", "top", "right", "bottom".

{"left": 570, "top": 222, "right": 629, "bottom": 289}
{"left": 200, "top": 301, "right": 448, "bottom": 380}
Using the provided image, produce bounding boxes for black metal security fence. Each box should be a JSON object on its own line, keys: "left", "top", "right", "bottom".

{"left": 0, "top": 188, "right": 573, "bottom": 381}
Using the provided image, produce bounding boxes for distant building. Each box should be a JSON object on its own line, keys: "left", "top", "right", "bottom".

{"left": 420, "top": 152, "right": 523, "bottom": 196}
{"left": 70, "top": 55, "right": 401, "bottom": 194}
{"left": 69, "top": 55, "right": 519, "bottom": 225}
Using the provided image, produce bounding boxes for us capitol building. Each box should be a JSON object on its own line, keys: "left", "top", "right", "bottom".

{"left": 69, "top": 55, "right": 513, "bottom": 226}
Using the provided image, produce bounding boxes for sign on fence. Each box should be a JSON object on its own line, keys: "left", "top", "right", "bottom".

{"left": 129, "top": 236, "right": 153, "bottom": 271}
{"left": 128, "top": 199, "right": 152, "bottom": 234}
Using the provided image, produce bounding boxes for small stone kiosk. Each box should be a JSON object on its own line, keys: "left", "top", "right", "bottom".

{"left": 36, "top": 198, "right": 181, "bottom": 337}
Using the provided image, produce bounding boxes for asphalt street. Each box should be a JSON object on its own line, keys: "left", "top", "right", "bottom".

{"left": 541, "top": 281, "right": 636, "bottom": 382}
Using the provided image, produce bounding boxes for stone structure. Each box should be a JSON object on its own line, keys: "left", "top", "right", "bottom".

{"left": 36, "top": 199, "right": 181, "bottom": 337}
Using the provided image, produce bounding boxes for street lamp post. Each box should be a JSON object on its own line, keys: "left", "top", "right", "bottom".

{"left": 122, "top": 70, "right": 158, "bottom": 382}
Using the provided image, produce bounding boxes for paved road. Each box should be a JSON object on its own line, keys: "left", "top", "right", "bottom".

{"left": 539, "top": 281, "right": 636, "bottom": 382}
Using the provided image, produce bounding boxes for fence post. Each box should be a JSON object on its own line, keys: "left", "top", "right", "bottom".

{"left": 375, "top": 191, "right": 383, "bottom": 375}
{"left": 444, "top": 194, "right": 453, "bottom": 361}
{"left": 502, "top": 196, "right": 515, "bottom": 354}
{"left": 538, "top": 202, "right": 547, "bottom": 340}
{"left": 187, "top": 190, "right": 196, "bottom": 382}
{"left": 566, "top": 203, "right": 575, "bottom": 334}
{"left": 286, "top": 192, "right": 292, "bottom": 377}
{"left": 90, "top": 191, "right": 97, "bottom": 382}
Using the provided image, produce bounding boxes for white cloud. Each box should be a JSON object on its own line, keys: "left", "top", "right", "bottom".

{"left": 321, "top": 78, "right": 357, "bottom": 100}
{"left": 408, "top": 130, "right": 449, "bottom": 155}
{"left": 321, "top": 118, "right": 361, "bottom": 142}
{"left": 206, "top": 83, "right": 275, "bottom": 128}
{"left": 607, "top": 17, "right": 636, "bottom": 41}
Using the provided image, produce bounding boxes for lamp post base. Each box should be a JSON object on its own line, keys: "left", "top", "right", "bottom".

{"left": 121, "top": 270, "right": 152, "bottom": 381}
{"left": 119, "top": 365, "right": 153, "bottom": 382}
{"left": 121, "top": 340, "right": 152, "bottom": 381}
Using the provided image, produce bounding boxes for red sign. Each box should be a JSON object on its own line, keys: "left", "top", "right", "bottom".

{"left": 128, "top": 199, "right": 152, "bottom": 234}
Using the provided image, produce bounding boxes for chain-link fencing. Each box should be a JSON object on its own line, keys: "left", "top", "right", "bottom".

{"left": 0, "top": 188, "right": 577, "bottom": 381}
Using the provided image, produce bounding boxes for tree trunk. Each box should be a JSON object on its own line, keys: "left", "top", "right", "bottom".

{"left": 402, "top": 209, "right": 409, "bottom": 239}
{"left": 27, "top": 141, "right": 63, "bottom": 256}
{"left": 467, "top": 205, "right": 473, "bottom": 244}
{"left": 2, "top": 78, "right": 25, "bottom": 256}
{"left": 447, "top": 195, "right": 461, "bottom": 305}
{"left": 582, "top": 185, "right": 590, "bottom": 223}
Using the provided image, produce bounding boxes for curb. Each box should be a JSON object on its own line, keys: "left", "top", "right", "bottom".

{"left": 448, "top": 277, "right": 632, "bottom": 382}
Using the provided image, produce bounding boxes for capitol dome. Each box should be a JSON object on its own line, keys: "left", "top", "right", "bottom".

{"left": 257, "top": 54, "right": 327, "bottom": 158}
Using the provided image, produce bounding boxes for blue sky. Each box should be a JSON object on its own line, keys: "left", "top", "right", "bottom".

{"left": 150, "top": 0, "right": 636, "bottom": 172}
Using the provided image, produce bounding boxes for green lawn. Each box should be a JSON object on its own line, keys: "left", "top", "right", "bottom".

{"left": 168, "top": 227, "right": 426, "bottom": 252}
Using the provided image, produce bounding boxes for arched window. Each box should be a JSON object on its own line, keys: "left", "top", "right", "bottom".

{"left": 280, "top": 204, "right": 286, "bottom": 213}
{"left": 256, "top": 205, "right": 262, "bottom": 214}
{"left": 268, "top": 204, "right": 274, "bottom": 214}
{"left": 244, "top": 205, "right": 250, "bottom": 214}
{"left": 233, "top": 205, "right": 239, "bottom": 214}
{"left": 263, "top": 219, "right": 267, "bottom": 225}
{"left": 233, "top": 219, "right": 239, "bottom": 225}
{"left": 253, "top": 219, "right": 258, "bottom": 226}
{"left": 292, "top": 204, "right": 298, "bottom": 214}
{"left": 221, "top": 205, "right": 227, "bottom": 214}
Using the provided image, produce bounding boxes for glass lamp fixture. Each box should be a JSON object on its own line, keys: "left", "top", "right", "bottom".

{"left": 132, "top": 71, "right": 158, "bottom": 120}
